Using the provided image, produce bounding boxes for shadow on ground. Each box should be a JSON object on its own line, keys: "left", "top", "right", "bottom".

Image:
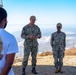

{"left": 13, "top": 65, "right": 76, "bottom": 75}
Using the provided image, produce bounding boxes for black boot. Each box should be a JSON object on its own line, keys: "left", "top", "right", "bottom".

{"left": 32, "top": 68, "right": 38, "bottom": 74}
{"left": 22, "top": 68, "right": 26, "bottom": 75}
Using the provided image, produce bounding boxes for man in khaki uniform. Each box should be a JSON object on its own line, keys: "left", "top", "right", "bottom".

{"left": 51, "top": 23, "right": 66, "bottom": 73}
{"left": 21, "top": 16, "right": 41, "bottom": 75}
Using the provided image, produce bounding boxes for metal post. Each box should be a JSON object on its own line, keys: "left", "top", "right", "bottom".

{"left": 0, "top": 0, "right": 3, "bottom": 7}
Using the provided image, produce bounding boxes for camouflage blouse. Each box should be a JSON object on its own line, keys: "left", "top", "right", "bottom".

{"left": 51, "top": 32, "right": 66, "bottom": 51}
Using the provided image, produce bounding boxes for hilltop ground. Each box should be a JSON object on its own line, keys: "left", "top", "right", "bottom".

{"left": 13, "top": 48, "right": 76, "bottom": 75}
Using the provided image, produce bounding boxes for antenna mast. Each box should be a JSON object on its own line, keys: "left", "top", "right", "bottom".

{"left": 0, "top": 0, "right": 3, "bottom": 7}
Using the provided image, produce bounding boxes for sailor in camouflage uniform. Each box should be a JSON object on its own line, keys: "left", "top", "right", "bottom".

{"left": 51, "top": 23, "right": 66, "bottom": 73}
{"left": 21, "top": 16, "right": 41, "bottom": 75}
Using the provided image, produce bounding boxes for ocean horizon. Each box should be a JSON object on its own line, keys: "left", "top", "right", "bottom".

{"left": 5, "top": 24, "right": 76, "bottom": 57}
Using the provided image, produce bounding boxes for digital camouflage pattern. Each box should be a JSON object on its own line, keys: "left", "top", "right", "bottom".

{"left": 21, "top": 24, "right": 41, "bottom": 47}
{"left": 21, "top": 24, "right": 41, "bottom": 68}
{"left": 51, "top": 32, "right": 66, "bottom": 68}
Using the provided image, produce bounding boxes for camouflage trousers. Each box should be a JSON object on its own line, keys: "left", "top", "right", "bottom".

{"left": 22, "top": 46, "right": 38, "bottom": 69}
{"left": 53, "top": 49, "right": 64, "bottom": 69}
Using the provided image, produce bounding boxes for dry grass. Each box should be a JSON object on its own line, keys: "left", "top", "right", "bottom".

{"left": 38, "top": 48, "right": 76, "bottom": 56}
{"left": 38, "top": 51, "right": 52, "bottom": 56}
{"left": 65, "top": 48, "right": 76, "bottom": 55}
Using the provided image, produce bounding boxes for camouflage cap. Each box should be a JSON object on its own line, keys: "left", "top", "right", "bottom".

{"left": 30, "top": 16, "right": 36, "bottom": 20}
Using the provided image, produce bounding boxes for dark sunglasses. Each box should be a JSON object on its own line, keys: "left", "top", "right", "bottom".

{"left": 57, "top": 26, "right": 61, "bottom": 28}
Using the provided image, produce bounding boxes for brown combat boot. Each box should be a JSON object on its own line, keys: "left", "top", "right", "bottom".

{"left": 58, "top": 68, "right": 63, "bottom": 73}
{"left": 55, "top": 68, "right": 59, "bottom": 73}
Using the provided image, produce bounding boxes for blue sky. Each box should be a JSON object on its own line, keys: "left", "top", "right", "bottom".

{"left": 3, "top": 0, "right": 76, "bottom": 25}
